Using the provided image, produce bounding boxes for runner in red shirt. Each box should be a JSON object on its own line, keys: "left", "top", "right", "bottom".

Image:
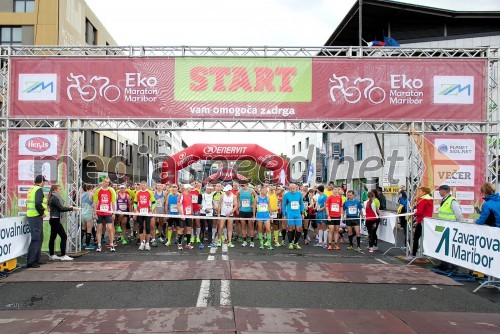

{"left": 190, "top": 181, "right": 202, "bottom": 244}
{"left": 134, "top": 181, "right": 156, "bottom": 251}
{"left": 93, "top": 178, "right": 117, "bottom": 253}
{"left": 178, "top": 184, "right": 194, "bottom": 250}
{"left": 326, "top": 187, "right": 343, "bottom": 250}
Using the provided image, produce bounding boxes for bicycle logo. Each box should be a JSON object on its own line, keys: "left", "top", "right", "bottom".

{"left": 67, "top": 73, "right": 121, "bottom": 102}
{"left": 329, "top": 74, "right": 386, "bottom": 104}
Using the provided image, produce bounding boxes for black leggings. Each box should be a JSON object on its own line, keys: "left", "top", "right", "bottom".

{"left": 366, "top": 219, "right": 379, "bottom": 248}
{"left": 200, "top": 214, "right": 214, "bottom": 241}
{"left": 412, "top": 223, "right": 422, "bottom": 256}
{"left": 49, "top": 217, "right": 67, "bottom": 256}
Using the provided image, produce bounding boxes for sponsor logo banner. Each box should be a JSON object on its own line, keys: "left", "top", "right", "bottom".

{"left": 434, "top": 138, "right": 475, "bottom": 161}
{"left": 18, "top": 160, "right": 58, "bottom": 181}
{"left": 423, "top": 218, "right": 500, "bottom": 278}
{"left": 10, "top": 58, "right": 486, "bottom": 121}
{"left": 19, "top": 134, "right": 58, "bottom": 156}
{"left": 0, "top": 216, "right": 31, "bottom": 263}
{"left": 455, "top": 191, "right": 475, "bottom": 201}
{"left": 18, "top": 73, "right": 57, "bottom": 101}
{"left": 360, "top": 210, "right": 396, "bottom": 245}
{"left": 433, "top": 76, "right": 474, "bottom": 104}
{"left": 433, "top": 165, "right": 475, "bottom": 187}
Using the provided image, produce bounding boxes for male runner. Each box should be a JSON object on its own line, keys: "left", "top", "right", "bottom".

{"left": 282, "top": 183, "right": 305, "bottom": 250}
{"left": 254, "top": 186, "right": 273, "bottom": 250}
{"left": 177, "top": 184, "right": 194, "bottom": 250}
{"left": 326, "top": 187, "right": 343, "bottom": 250}
{"left": 93, "top": 178, "right": 117, "bottom": 252}
{"left": 315, "top": 185, "right": 328, "bottom": 248}
{"left": 218, "top": 184, "right": 237, "bottom": 247}
{"left": 199, "top": 184, "right": 215, "bottom": 249}
{"left": 268, "top": 184, "right": 281, "bottom": 247}
{"left": 191, "top": 181, "right": 202, "bottom": 243}
{"left": 116, "top": 185, "right": 132, "bottom": 245}
{"left": 135, "top": 181, "right": 156, "bottom": 251}
{"left": 238, "top": 181, "right": 255, "bottom": 247}
{"left": 151, "top": 183, "right": 166, "bottom": 246}
{"left": 343, "top": 190, "right": 364, "bottom": 251}
{"left": 165, "top": 184, "right": 180, "bottom": 246}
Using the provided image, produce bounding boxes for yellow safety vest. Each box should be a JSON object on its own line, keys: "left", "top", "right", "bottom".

{"left": 26, "top": 185, "right": 47, "bottom": 217}
{"left": 438, "top": 196, "right": 457, "bottom": 220}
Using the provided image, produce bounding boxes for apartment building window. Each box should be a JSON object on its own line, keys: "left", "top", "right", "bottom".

{"left": 103, "top": 137, "right": 116, "bottom": 158}
{"left": 305, "top": 137, "right": 309, "bottom": 148}
{"left": 298, "top": 161, "right": 302, "bottom": 172}
{"left": 90, "top": 131, "right": 99, "bottom": 155}
{"left": 292, "top": 145, "right": 295, "bottom": 155}
{"left": 340, "top": 148, "right": 345, "bottom": 164}
{"left": 355, "top": 143, "right": 363, "bottom": 161}
{"left": 14, "top": 0, "right": 35, "bottom": 13}
{"left": 85, "top": 19, "right": 97, "bottom": 45}
{"left": 127, "top": 145, "right": 133, "bottom": 165}
{"left": 0, "top": 27, "right": 22, "bottom": 45}
{"left": 298, "top": 141, "right": 302, "bottom": 152}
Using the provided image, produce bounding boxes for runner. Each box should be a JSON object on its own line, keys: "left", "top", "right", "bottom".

{"left": 191, "top": 181, "right": 202, "bottom": 244}
{"left": 305, "top": 188, "right": 317, "bottom": 245}
{"left": 81, "top": 184, "right": 95, "bottom": 250}
{"left": 254, "top": 186, "right": 273, "bottom": 250}
{"left": 165, "top": 184, "right": 180, "bottom": 246}
{"left": 301, "top": 184, "right": 310, "bottom": 245}
{"left": 282, "top": 183, "right": 305, "bottom": 250}
{"left": 324, "top": 182, "right": 334, "bottom": 198}
{"left": 116, "top": 184, "right": 132, "bottom": 245}
{"left": 365, "top": 191, "right": 381, "bottom": 253}
{"left": 177, "top": 184, "right": 194, "bottom": 250}
{"left": 268, "top": 184, "right": 281, "bottom": 247}
{"left": 199, "top": 184, "right": 215, "bottom": 249}
{"left": 232, "top": 182, "right": 242, "bottom": 243}
{"left": 218, "top": 184, "right": 237, "bottom": 247}
{"left": 238, "top": 181, "right": 255, "bottom": 247}
{"left": 134, "top": 181, "right": 156, "bottom": 251}
{"left": 211, "top": 183, "right": 223, "bottom": 248}
{"left": 277, "top": 185, "right": 287, "bottom": 246}
{"left": 343, "top": 190, "right": 364, "bottom": 251}
{"left": 151, "top": 183, "right": 167, "bottom": 246}
{"left": 325, "top": 187, "right": 343, "bottom": 250}
{"left": 315, "top": 185, "right": 328, "bottom": 248}
{"left": 93, "top": 178, "right": 117, "bottom": 253}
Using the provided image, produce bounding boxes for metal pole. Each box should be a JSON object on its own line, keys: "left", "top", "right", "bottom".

{"left": 359, "top": 0, "right": 363, "bottom": 47}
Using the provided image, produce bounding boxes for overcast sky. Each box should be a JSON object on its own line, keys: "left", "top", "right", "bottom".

{"left": 85, "top": 0, "right": 500, "bottom": 154}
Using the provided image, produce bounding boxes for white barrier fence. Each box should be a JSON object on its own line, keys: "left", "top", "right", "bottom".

{"left": 360, "top": 210, "right": 397, "bottom": 245}
{"left": 423, "top": 218, "right": 500, "bottom": 279}
{"left": 0, "top": 216, "right": 31, "bottom": 263}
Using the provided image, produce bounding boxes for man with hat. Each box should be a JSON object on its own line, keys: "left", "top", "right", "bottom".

{"left": 26, "top": 175, "right": 48, "bottom": 268}
{"left": 436, "top": 184, "right": 462, "bottom": 271}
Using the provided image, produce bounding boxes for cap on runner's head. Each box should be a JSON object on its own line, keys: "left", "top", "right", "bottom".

{"left": 206, "top": 184, "right": 214, "bottom": 189}
{"left": 119, "top": 184, "right": 126, "bottom": 188}
{"left": 223, "top": 184, "right": 233, "bottom": 192}
{"left": 184, "top": 184, "right": 193, "bottom": 189}
{"left": 34, "top": 175, "right": 47, "bottom": 184}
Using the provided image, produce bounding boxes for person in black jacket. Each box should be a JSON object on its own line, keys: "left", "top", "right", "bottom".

{"left": 47, "top": 185, "right": 78, "bottom": 261}
{"left": 375, "top": 186, "right": 387, "bottom": 210}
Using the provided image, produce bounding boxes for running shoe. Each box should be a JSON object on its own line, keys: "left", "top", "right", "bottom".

{"left": 116, "top": 226, "right": 122, "bottom": 233}
{"left": 327, "top": 245, "right": 333, "bottom": 250}
{"left": 185, "top": 244, "right": 193, "bottom": 250}
{"left": 106, "top": 242, "right": 117, "bottom": 248}
{"left": 217, "top": 240, "right": 222, "bottom": 247}
{"left": 209, "top": 242, "right": 217, "bottom": 248}
{"left": 264, "top": 240, "right": 271, "bottom": 248}
{"left": 151, "top": 239, "right": 158, "bottom": 247}
{"left": 158, "top": 237, "right": 165, "bottom": 243}
{"left": 227, "top": 242, "right": 235, "bottom": 248}
{"left": 138, "top": 243, "right": 145, "bottom": 251}
{"left": 368, "top": 248, "right": 374, "bottom": 253}
{"left": 84, "top": 244, "right": 95, "bottom": 250}
{"left": 196, "top": 237, "right": 201, "bottom": 243}
{"left": 281, "top": 240, "right": 286, "bottom": 246}
{"left": 50, "top": 254, "right": 60, "bottom": 261}
{"left": 110, "top": 246, "right": 116, "bottom": 252}
{"left": 242, "top": 241, "right": 248, "bottom": 247}
{"left": 357, "top": 246, "right": 362, "bottom": 251}
{"left": 288, "top": 243, "right": 294, "bottom": 250}
{"left": 259, "top": 244, "right": 264, "bottom": 250}
{"left": 268, "top": 244, "right": 274, "bottom": 250}
{"left": 178, "top": 245, "right": 183, "bottom": 250}
{"left": 339, "top": 237, "right": 345, "bottom": 244}
{"left": 274, "top": 242, "right": 281, "bottom": 248}
{"left": 322, "top": 243, "right": 327, "bottom": 249}
{"left": 145, "top": 243, "right": 151, "bottom": 251}
{"left": 238, "top": 237, "right": 244, "bottom": 243}
{"left": 295, "top": 243, "right": 302, "bottom": 250}
{"left": 372, "top": 246, "right": 378, "bottom": 251}
{"left": 347, "top": 245, "right": 354, "bottom": 250}
{"left": 199, "top": 243, "right": 204, "bottom": 249}
{"left": 249, "top": 242, "right": 255, "bottom": 248}
{"left": 165, "top": 241, "right": 171, "bottom": 247}
{"left": 334, "top": 244, "right": 340, "bottom": 250}
{"left": 60, "top": 255, "right": 74, "bottom": 261}
{"left": 121, "top": 239, "right": 128, "bottom": 245}
{"left": 189, "top": 237, "right": 194, "bottom": 243}
{"left": 96, "top": 245, "right": 102, "bottom": 252}
{"left": 174, "top": 239, "right": 179, "bottom": 245}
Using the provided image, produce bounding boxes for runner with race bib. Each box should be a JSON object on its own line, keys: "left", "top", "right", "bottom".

{"left": 134, "top": 181, "right": 156, "bottom": 251}
{"left": 282, "top": 183, "right": 305, "bottom": 250}
{"left": 343, "top": 190, "right": 364, "bottom": 251}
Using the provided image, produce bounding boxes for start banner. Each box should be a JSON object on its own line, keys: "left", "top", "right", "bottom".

{"left": 0, "top": 216, "right": 30, "bottom": 263}
{"left": 9, "top": 57, "right": 486, "bottom": 121}
{"left": 423, "top": 218, "right": 500, "bottom": 278}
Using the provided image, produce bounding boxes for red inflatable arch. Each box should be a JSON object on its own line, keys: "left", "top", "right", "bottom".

{"left": 161, "top": 143, "right": 288, "bottom": 184}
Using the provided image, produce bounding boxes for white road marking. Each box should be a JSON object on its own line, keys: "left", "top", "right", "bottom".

{"left": 222, "top": 254, "right": 228, "bottom": 261}
{"left": 220, "top": 279, "right": 231, "bottom": 306}
{"left": 375, "top": 258, "right": 389, "bottom": 264}
{"left": 196, "top": 279, "right": 211, "bottom": 307}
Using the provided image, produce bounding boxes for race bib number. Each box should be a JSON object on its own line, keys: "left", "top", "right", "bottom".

{"left": 140, "top": 207, "right": 149, "bottom": 214}
{"left": 118, "top": 204, "right": 128, "bottom": 211}
{"left": 241, "top": 199, "right": 250, "bottom": 208}
{"left": 170, "top": 204, "right": 178, "bottom": 213}
{"left": 206, "top": 210, "right": 213, "bottom": 217}
{"left": 191, "top": 195, "right": 198, "bottom": 204}
{"left": 99, "top": 204, "right": 109, "bottom": 212}
{"left": 185, "top": 206, "right": 192, "bottom": 215}
{"left": 348, "top": 206, "right": 358, "bottom": 215}
{"left": 331, "top": 204, "right": 340, "bottom": 212}
{"left": 271, "top": 212, "right": 278, "bottom": 219}
{"left": 258, "top": 203, "right": 268, "bottom": 212}
{"left": 291, "top": 201, "right": 300, "bottom": 210}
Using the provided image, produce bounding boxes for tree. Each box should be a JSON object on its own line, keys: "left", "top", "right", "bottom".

{"left": 237, "top": 160, "right": 266, "bottom": 184}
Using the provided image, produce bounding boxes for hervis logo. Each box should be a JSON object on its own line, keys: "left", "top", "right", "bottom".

{"left": 18, "top": 74, "right": 57, "bottom": 101}
{"left": 434, "top": 225, "right": 498, "bottom": 269}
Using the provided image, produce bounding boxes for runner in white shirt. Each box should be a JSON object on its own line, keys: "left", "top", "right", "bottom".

{"left": 218, "top": 184, "right": 238, "bottom": 248}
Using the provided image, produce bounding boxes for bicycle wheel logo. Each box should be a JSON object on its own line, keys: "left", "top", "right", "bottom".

{"left": 67, "top": 73, "right": 121, "bottom": 102}
{"left": 329, "top": 74, "right": 386, "bottom": 105}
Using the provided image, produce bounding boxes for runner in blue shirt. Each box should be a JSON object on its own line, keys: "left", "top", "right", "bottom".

{"left": 315, "top": 185, "right": 328, "bottom": 248}
{"left": 343, "top": 190, "right": 364, "bottom": 251}
{"left": 282, "top": 183, "right": 305, "bottom": 250}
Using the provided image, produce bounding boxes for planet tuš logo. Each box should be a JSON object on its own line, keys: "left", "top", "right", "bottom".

{"left": 434, "top": 225, "right": 498, "bottom": 269}
{"left": 437, "top": 144, "right": 448, "bottom": 154}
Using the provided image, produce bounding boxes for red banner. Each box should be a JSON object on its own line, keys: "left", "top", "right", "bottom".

{"left": 10, "top": 57, "right": 486, "bottom": 121}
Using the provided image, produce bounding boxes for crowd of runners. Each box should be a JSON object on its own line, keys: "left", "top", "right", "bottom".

{"left": 80, "top": 178, "right": 388, "bottom": 253}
